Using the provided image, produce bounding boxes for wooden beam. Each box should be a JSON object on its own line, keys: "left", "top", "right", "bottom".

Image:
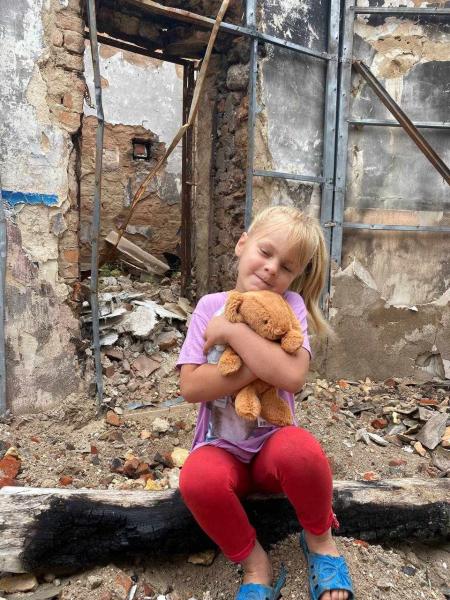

{"left": 0, "top": 478, "right": 448, "bottom": 573}
{"left": 125, "top": 0, "right": 217, "bottom": 29}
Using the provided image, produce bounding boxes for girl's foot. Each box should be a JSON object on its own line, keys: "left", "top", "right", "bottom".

{"left": 303, "top": 529, "right": 351, "bottom": 600}
{"left": 241, "top": 539, "right": 273, "bottom": 586}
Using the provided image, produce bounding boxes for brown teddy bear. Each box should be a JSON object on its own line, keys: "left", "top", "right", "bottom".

{"left": 217, "top": 290, "right": 303, "bottom": 427}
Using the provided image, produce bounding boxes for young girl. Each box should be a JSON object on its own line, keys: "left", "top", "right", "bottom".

{"left": 177, "top": 206, "right": 354, "bottom": 600}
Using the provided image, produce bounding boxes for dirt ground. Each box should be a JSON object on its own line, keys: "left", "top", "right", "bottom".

{"left": 1, "top": 377, "right": 449, "bottom": 600}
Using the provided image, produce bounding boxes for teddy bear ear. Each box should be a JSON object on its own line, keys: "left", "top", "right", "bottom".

{"left": 224, "top": 291, "right": 245, "bottom": 322}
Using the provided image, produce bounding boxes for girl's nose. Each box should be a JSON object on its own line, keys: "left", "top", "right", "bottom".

{"left": 264, "top": 260, "right": 277, "bottom": 274}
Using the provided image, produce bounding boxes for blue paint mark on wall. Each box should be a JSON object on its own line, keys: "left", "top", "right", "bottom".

{"left": 1, "top": 190, "right": 58, "bottom": 206}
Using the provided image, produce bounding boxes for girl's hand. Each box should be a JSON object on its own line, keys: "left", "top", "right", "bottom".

{"left": 204, "top": 315, "right": 233, "bottom": 353}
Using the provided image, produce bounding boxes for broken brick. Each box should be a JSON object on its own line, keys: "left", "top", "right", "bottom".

{"left": 0, "top": 455, "right": 21, "bottom": 480}
{"left": 388, "top": 458, "right": 407, "bottom": 467}
{"left": 59, "top": 475, "right": 73, "bottom": 486}
{"left": 105, "top": 410, "right": 122, "bottom": 427}
{"left": 114, "top": 572, "right": 132, "bottom": 599}
{"left": 362, "top": 471, "right": 378, "bottom": 481}
{"left": 371, "top": 418, "right": 388, "bottom": 430}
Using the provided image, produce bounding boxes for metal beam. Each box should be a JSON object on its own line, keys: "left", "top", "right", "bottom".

{"left": 0, "top": 183, "right": 6, "bottom": 416}
{"left": 348, "top": 118, "right": 450, "bottom": 130}
{"left": 181, "top": 64, "right": 195, "bottom": 296}
{"left": 128, "top": 0, "right": 332, "bottom": 61}
{"left": 331, "top": 0, "right": 356, "bottom": 266}
{"left": 353, "top": 60, "right": 450, "bottom": 185}
{"left": 86, "top": 0, "right": 105, "bottom": 406}
{"left": 84, "top": 32, "right": 194, "bottom": 66}
{"left": 253, "top": 169, "right": 324, "bottom": 184}
{"left": 321, "top": 0, "right": 341, "bottom": 308}
{"left": 343, "top": 223, "right": 450, "bottom": 233}
{"left": 245, "top": 0, "right": 257, "bottom": 229}
{"left": 353, "top": 6, "right": 450, "bottom": 15}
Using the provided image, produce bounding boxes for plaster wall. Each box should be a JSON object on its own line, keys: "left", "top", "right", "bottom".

{"left": 0, "top": 0, "right": 84, "bottom": 413}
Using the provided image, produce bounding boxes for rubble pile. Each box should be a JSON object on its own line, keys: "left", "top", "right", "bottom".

{"left": 82, "top": 270, "right": 193, "bottom": 411}
{"left": 299, "top": 377, "right": 450, "bottom": 480}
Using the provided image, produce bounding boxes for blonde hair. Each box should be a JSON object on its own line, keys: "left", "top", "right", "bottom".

{"left": 248, "top": 206, "right": 332, "bottom": 337}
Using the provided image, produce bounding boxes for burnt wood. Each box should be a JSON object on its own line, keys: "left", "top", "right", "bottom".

{"left": 0, "top": 478, "right": 448, "bottom": 573}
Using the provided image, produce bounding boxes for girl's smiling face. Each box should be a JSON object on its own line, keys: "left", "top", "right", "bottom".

{"left": 234, "top": 228, "right": 302, "bottom": 295}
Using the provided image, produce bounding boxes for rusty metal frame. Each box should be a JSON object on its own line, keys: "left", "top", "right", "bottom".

{"left": 86, "top": 0, "right": 105, "bottom": 405}
{"left": 331, "top": 1, "right": 450, "bottom": 268}
{"left": 353, "top": 60, "right": 450, "bottom": 185}
{"left": 181, "top": 64, "right": 195, "bottom": 295}
{"left": 83, "top": 32, "right": 195, "bottom": 66}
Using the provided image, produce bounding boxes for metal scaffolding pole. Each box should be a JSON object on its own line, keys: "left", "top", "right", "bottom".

{"left": 321, "top": 0, "right": 341, "bottom": 303}
{"left": 348, "top": 118, "right": 450, "bottom": 130}
{"left": 244, "top": 0, "right": 257, "bottom": 229}
{"left": 0, "top": 183, "right": 6, "bottom": 417}
{"left": 331, "top": 0, "right": 355, "bottom": 266}
{"left": 86, "top": 0, "right": 105, "bottom": 406}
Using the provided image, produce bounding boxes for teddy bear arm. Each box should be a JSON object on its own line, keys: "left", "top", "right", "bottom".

{"left": 280, "top": 305, "right": 304, "bottom": 353}
{"left": 217, "top": 346, "right": 243, "bottom": 375}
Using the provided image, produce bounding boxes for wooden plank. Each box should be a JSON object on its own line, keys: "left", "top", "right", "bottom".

{"left": 0, "top": 478, "right": 448, "bottom": 573}
{"left": 105, "top": 231, "right": 169, "bottom": 275}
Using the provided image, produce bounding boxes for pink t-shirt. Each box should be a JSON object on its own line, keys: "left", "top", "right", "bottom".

{"left": 177, "top": 291, "right": 311, "bottom": 463}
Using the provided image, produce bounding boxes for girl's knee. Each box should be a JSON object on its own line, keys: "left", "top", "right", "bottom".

{"left": 269, "top": 426, "right": 330, "bottom": 471}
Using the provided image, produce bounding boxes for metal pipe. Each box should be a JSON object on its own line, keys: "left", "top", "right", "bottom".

{"left": 353, "top": 6, "right": 450, "bottom": 15}
{"left": 343, "top": 223, "right": 450, "bottom": 233}
{"left": 128, "top": 0, "right": 332, "bottom": 61}
{"left": 253, "top": 169, "right": 324, "bottom": 184}
{"left": 348, "top": 118, "right": 450, "bottom": 130}
{"left": 353, "top": 60, "right": 450, "bottom": 185}
{"left": 321, "top": 0, "right": 341, "bottom": 307}
{"left": 0, "top": 183, "right": 7, "bottom": 416}
{"left": 331, "top": 0, "right": 356, "bottom": 266}
{"left": 245, "top": 0, "right": 257, "bottom": 230}
{"left": 83, "top": 32, "right": 194, "bottom": 66}
{"left": 86, "top": 0, "right": 105, "bottom": 406}
{"left": 181, "top": 64, "right": 195, "bottom": 296}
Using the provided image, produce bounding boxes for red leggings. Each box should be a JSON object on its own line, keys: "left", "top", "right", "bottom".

{"left": 179, "top": 426, "right": 334, "bottom": 563}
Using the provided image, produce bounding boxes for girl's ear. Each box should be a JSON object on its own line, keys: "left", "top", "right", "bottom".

{"left": 225, "top": 291, "right": 245, "bottom": 322}
{"left": 235, "top": 232, "right": 248, "bottom": 258}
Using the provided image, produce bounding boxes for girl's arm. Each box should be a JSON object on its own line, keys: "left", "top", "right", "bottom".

{"left": 204, "top": 316, "right": 310, "bottom": 393}
{"left": 180, "top": 363, "right": 257, "bottom": 404}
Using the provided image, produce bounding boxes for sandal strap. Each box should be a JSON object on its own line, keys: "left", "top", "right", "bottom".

{"left": 235, "top": 565, "right": 288, "bottom": 600}
{"left": 300, "top": 531, "right": 354, "bottom": 600}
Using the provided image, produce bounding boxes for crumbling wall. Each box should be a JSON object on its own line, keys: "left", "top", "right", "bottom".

{"left": 208, "top": 36, "right": 250, "bottom": 291}
{"left": 82, "top": 45, "right": 183, "bottom": 268}
{"left": 0, "top": 0, "right": 85, "bottom": 413}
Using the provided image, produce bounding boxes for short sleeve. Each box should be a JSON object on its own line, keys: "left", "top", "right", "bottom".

{"left": 176, "top": 297, "right": 209, "bottom": 367}
{"left": 285, "top": 291, "right": 311, "bottom": 356}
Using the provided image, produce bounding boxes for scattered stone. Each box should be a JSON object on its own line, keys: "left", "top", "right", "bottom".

{"left": 188, "top": 549, "right": 216, "bottom": 566}
{"left": 370, "top": 418, "right": 388, "bottom": 429}
{"left": 355, "top": 428, "right": 370, "bottom": 445}
{"left": 104, "top": 347, "right": 124, "bottom": 361}
{"left": 388, "top": 458, "right": 407, "bottom": 467}
{"left": 367, "top": 432, "right": 389, "bottom": 447}
{"left": 171, "top": 447, "right": 189, "bottom": 468}
{"left": 416, "top": 413, "right": 448, "bottom": 450}
{"left": 413, "top": 441, "right": 427, "bottom": 457}
{"left": 145, "top": 478, "right": 163, "bottom": 491}
{"left": 140, "top": 429, "right": 152, "bottom": 440}
{"left": 401, "top": 565, "right": 417, "bottom": 576}
{"left": 441, "top": 426, "right": 450, "bottom": 449}
{"left": 362, "top": 471, "right": 378, "bottom": 481}
{"left": 156, "top": 330, "right": 180, "bottom": 351}
{"left": 87, "top": 575, "right": 103, "bottom": 589}
{"left": 132, "top": 355, "right": 160, "bottom": 378}
{"left": 152, "top": 417, "right": 171, "bottom": 433}
{"left": 168, "top": 467, "right": 180, "bottom": 489}
{"left": 0, "top": 574, "right": 38, "bottom": 593}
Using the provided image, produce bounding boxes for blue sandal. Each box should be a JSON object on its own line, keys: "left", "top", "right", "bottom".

{"left": 235, "top": 564, "right": 287, "bottom": 600}
{"left": 300, "top": 531, "right": 354, "bottom": 600}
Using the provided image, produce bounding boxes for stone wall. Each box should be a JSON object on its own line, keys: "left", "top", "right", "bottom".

{"left": 0, "top": 0, "right": 85, "bottom": 413}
